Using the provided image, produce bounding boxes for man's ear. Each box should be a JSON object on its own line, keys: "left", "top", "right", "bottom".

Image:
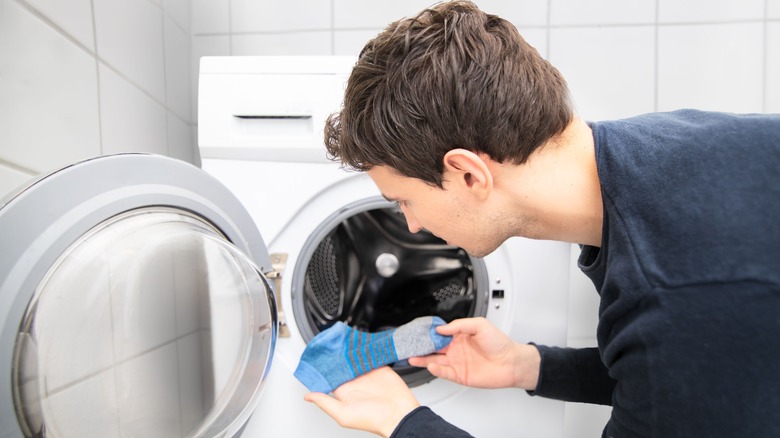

{"left": 442, "top": 149, "right": 493, "bottom": 201}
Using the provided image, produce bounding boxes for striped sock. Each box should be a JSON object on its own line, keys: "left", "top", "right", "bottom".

{"left": 294, "top": 316, "right": 451, "bottom": 393}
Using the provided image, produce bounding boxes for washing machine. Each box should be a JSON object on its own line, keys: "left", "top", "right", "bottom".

{"left": 196, "top": 56, "right": 573, "bottom": 437}
{"left": 0, "top": 56, "right": 573, "bottom": 438}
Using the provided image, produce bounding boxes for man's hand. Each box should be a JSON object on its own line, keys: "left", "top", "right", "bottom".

{"left": 408, "top": 317, "right": 541, "bottom": 390}
{"left": 304, "top": 366, "right": 420, "bottom": 438}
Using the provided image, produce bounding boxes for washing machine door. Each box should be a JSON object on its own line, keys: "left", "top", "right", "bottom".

{"left": 0, "top": 154, "right": 277, "bottom": 438}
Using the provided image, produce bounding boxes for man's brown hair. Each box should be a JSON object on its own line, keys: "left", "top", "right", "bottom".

{"left": 325, "top": 0, "right": 573, "bottom": 187}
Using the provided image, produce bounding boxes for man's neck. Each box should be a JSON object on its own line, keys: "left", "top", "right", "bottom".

{"left": 502, "top": 118, "right": 604, "bottom": 246}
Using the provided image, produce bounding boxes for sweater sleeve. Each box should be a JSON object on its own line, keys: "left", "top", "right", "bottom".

{"left": 527, "top": 345, "right": 616, "bottom": 406}
{"left": 390, "top": 406, "right": 474, "bottom": 438}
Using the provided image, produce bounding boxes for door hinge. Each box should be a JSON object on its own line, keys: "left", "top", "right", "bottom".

{"left": 267, "top": 253, "right": 291, "bottom": 338}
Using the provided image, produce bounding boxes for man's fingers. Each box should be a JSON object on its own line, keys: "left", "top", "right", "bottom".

{"left": 304, "top": 392, "right": 344, "bottom": 420}
{"left": 436, "top": 317, "right": 487, "bottom": 336}
{"left": 426, "top": 363, "right": 460, "bottom": 382}
{"left": 407, "top": 356, "right": 460, "bottom": 382}
{"left": 407, "top": 356, "right": 426, "bottom": 367}
{"left": 408, "top": 354, "right": 448, "bottom": 368}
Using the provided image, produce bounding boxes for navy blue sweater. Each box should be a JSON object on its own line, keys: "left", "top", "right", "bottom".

{"left": 392, "top": 110, "right": 780, "bottom": 437}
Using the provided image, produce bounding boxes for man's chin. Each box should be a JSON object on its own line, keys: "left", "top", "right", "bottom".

{"left": 461, "top": 246, "right": 494, "bottom": 259}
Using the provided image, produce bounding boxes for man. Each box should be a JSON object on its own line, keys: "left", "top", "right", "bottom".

{"left": 304, "top": 1, "right": 780, "bottom": 437}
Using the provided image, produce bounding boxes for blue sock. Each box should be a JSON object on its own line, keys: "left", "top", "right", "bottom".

{"left": 294, "top": 316, "right": 451, "bottom": 393}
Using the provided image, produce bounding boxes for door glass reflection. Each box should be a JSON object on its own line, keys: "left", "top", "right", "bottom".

{"left": 12, "top": 207, "right": 276, "bottom": 438}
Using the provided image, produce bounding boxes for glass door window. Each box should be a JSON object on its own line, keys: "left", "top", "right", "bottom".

{"left": 12, "top": 207, "right": 276, "bottom": 438}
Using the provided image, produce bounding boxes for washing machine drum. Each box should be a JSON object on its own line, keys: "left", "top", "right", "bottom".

{"left": 293, "top": 199, "right": 489, "bottom": 386}
{"left": 0, "top": 155, "right": 277, "bottom": 438}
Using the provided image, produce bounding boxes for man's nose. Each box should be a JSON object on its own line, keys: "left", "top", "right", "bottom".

{"left": 401, "top": 207, "right": 422, "bottom": 234}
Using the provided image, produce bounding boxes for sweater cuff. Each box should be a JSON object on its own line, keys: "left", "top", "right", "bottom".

{"left": 390, "top": 406, "right": 474, "bottom": 438}
{"left": 525, "top": 342, "right": 544, "bottom": 397}
{"left": 525, "top": 343, "right": 616, "bottom": 405}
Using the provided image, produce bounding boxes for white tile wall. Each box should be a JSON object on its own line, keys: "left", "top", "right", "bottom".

{"left": 0, "top": 165, "right": 33, "bottom": 197}
{"left": 518, "top": 27, "right": 548, "bottom": 58}
{"left": 232, "top": 31, "right": 333, "bottom": 56}
{"left": 93, "top": 0, "right": 166, "bottom": 104}
{"left": 333, "top": 26, "right": 547, "bottom": 59}
{"left": 767, "top": 22, "right": 780, "bottom": 113}
{"left": 770, "top": 0, "right": 780, "bottom": 18}
{"left": 164, "top": 14, "right": 192, "bottom": 121}
{"left": 550, "top": 0, "right": 655, "bottom": 26}
{"left": 99, "top": 64, "right": 169, "bottom": 155}
{"left": 232, "top": 0, "right": 332, "bottom": 33}
{"left": 658, "top": 0, "right": 764, "bottom": 23}
{"left": 0, "top": 0, "right": 100, "bottom": 177}
{"left": 191, "top": 0, "right": 229, "bottom": 34}
{"left": 657, "top": 22, "right": 764, "bottom": 113}
{"left": 168, "top": 112, "right": 198, "bottom": 165}
{"left": 190, "top": 36, "right": 231, "bottom": 70}
{"left": 0, "top": 0, "right": 197, "bottom": 199}
{"left": 333, "top": 0, "right": 437, "bottom": 28}
{"left": 333, "top": 29, "right": 383, "bottom": 55}
{"left": 550, "top": 25, "right": 655, "bottom": 120}
{"left": 477, "top": 0, "right": 548, "bottom": 27}
{"left": 24, "top": 0, "right": 95, "bottom": 51}
{"left": 333, "top": 0, "right": 548, "bottom": 31}
{"left": 163, "top": 0, "right": 190, "bottom": 34}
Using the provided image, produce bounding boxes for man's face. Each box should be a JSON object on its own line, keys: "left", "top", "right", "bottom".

{"left": 366, "top": 165, "right": 507, "bottom": 257}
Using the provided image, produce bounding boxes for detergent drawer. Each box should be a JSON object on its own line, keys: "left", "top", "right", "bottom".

{"left": 198, "top": 56, "right": 355, "bottom": 163}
